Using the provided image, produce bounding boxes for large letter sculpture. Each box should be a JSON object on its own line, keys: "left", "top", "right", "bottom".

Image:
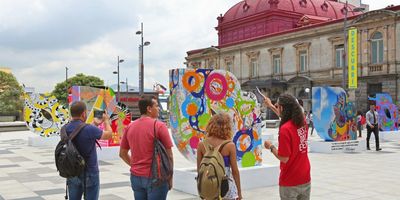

{"left": 369, "top": 93, "right": 398, "bottom": 131}
{"left": 69, "top": 86, "right": 131, "bottom": 146}
{"left": 312, "top": 87, "right": 357, "bottom": 141}
{"left": 24, "top": 93, "right": 69, "bottom": 137}
{"left": 169, "top": 68, "right": 262, "bottom": 167}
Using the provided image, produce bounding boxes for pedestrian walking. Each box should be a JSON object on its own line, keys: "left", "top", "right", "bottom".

{"left": 366, "top": 104, "right": 382, "bottom": 151}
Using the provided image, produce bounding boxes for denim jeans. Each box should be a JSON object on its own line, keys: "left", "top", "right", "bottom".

{"left": 130, "top": 174, "right": 169, "bottom": 200}
{"left": 67, "top": 171, "right": 100, "bottom": 200}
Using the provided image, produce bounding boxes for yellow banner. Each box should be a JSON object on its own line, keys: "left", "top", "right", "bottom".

{"left": 348, "top": 28, "right": 358, "bottom": 89}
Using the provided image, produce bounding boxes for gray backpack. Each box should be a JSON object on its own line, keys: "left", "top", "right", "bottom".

{"left": 151, "top": 120, "right": 173, "bottom": 185}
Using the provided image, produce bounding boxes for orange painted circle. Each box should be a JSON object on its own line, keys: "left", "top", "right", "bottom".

{"left": 238, "top": 134, "right": 251, "bottom": 151}
{"left": 187, "top": 103, "right": 198, "bottom": 116}
{"left": 253, "top": 129, "right": 259, "bottom": 140}
{"left": 225, "top": 75, "right": 235, "bottom": 93}
{"left": 182, "top": 71, "right": 201, "bottom": 92}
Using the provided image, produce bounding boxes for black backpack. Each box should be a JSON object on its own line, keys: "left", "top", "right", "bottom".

{"left": 55, "top": 123, "right": 87, "bottom": 178}
{"left": 151, "top": 120, "right": 173, "bottom": 186}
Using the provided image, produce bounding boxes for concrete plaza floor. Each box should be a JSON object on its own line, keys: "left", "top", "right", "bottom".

{"left": 0, "top": 129, "right": 400, "bottom": 200}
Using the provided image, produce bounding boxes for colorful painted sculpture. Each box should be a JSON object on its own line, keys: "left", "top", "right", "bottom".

{"left": 24, "top": 93, "right": 69, "bottom": 137}
{"left": 69, "top": 86, "right": 130, "bottom": 146}
{"left": 169, "top": 68, "right": 262, "bottom": 167}
{"left": 369, "top": 93, "right": 398, "bottom": 131}
{"left": 69, "top": 86, "right": 117, "bottom": 123}
{"left": 312, "top": 87, "right": 357, "bottom": 141}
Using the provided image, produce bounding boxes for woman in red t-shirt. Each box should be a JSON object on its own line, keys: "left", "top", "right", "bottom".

{"left": 263, "top": 94, "right": 311, "bottom": 200}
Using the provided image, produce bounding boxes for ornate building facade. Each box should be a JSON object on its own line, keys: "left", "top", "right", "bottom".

{"left": 185, "top": 0, "right": 400, "bottom": 113}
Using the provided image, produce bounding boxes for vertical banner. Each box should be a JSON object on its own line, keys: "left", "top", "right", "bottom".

{"left": 348, "top": 28, "right": 358, "bottom": 89}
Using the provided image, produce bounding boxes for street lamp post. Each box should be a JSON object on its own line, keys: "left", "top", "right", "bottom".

{"left": 120, "top": 78, "right": 129, "bottom": 92}
{"left": 136, "top": 22, "right": 151, "bottom": 96}
{"left": 113, "top": 56, "right": 124, "bottom": 102}
{"left": 342, "top": 1, "right": 348, "bottom": 90}
{"left": 65, "top": 67, "right": 68, "bottom": 83}
{"left": 65, "top": 67, "right": 68, "bottom": 104}
{"left": 125, "top": 77, "right": 128, "bottom": 92}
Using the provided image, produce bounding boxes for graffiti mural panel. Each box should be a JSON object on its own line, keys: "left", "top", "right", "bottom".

{"left": 312, "top": 87, "right": 357, "bottom": 141}
{"left": 69, "top": 86, "right": 131, "bottom": 146}
{"left": 369, "top": 93, "right": 398, "bottom": 131}
{"left": 169, "top": 68, "right": 262, "bottom": 167}
{"left": 24, "top": 93, "right": 69, "bottom": 137}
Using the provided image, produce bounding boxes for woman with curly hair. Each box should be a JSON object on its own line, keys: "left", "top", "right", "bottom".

{"left": 197, "top": 113, "right": 242, "bottom": 200}
{"left": 263, "top": 94, "right": 311, "bottom": 200}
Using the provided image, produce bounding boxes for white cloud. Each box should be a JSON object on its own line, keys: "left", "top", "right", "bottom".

{"left": 1, "top": 0, "right": 398, "bottom": 93}
{"left": 362, "top": 0, "right": 398, "bottom": 10}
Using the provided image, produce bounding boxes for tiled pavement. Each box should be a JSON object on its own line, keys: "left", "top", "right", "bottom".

{"left": 1, "top": 130, "right": 400, "bottom": 200}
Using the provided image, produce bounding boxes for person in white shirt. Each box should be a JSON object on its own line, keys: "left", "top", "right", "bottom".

{"left": 308, "top": 111, "right": 314, "bottom": 136}
{"left": 366, "top": 105, "right": 382, "bottom": 151}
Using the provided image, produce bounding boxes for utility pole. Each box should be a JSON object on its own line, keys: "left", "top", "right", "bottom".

{"left": 65, "top": 67, "right": 69, "bottom": 104}
{"left": 117, "top": 56, "right": 120, "bottom": 102}
{"left": 136, "top": 22, "right": 150, "bottom": 96}
{"left": 342, "top": 0, "right": 348, "bottom": 90}
{"left": 126, "top": 77, "right": 128, "bottom": 92}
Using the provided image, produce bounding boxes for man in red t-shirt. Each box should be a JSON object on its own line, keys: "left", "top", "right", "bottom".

{"left": 263, "top": 94, "right": 311, "bottom": 200}
{"left": 119, "top": 96, "right": 174, "bottom": 200}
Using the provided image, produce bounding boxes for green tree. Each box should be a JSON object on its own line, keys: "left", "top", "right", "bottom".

{"left": 52, "top": 73, "right": 104, "bottom": 105}
{"left": 0, "top": 71, "right": 23, "bottom": 114}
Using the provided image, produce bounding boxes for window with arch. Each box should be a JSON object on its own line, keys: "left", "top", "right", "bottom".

{"left": 293, "top": 42, "right": 310, "bottom": 73}
{"left": 224, "top": 56, "right": 234, "bottom": 73}
{"left": 268, "top": 47, "right": 284, "bottom": 76}
{"left": 299, "top": 50, "right": 308, "bottom": 72}
{"left": 335, "top": 44, "right": 344, "bottom": 68}
{"left": 226, "top": 61, "right": 232, "bottom": 72}
{"left": 371, "top": 32, "right": 383, "bottom": 64}
{"left": 250, "top": 58, "right": 259, "bottom": 78}
{"left": 246, "top": 51, "right": 260, "bottom": 78}
{"left": 273, "top": 55, "right": 281, "bottom": 74}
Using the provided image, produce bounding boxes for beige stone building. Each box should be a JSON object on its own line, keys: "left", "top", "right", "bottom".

{"left": 185, "top": 0, "right": 400, "bottom": 114}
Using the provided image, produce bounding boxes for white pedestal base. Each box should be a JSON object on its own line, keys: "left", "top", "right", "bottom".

{"left": 309, "top": 139, "right": 366, "bottom": 153}
{"left": 379, "top": 131, "right": 400, "bottom": 142}
{"left": 28, "top": 135, "right": 59, "bottom": 147}
{"left": 173, "top": 164, "right": 279, "bottom": 195}
{"left": 96, "top": 146, "right": 120, "bottom": 160}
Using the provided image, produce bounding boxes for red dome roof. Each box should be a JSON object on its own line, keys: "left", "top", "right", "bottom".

{"left": 222, "top": 0, "right": 359, "bottom": 23}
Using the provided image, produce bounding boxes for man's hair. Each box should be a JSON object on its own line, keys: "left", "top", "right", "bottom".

{"left": 277, "top": 94, "right": 305, "bottom": 128}
{"left": 70, "top": 101, "right": 87, "bottom": 117}
{"left": 138, "top": 95, "right": 157, "bottom": 115}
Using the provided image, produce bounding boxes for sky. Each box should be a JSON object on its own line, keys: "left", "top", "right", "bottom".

{"left": 0, "top": 0, "right": 398, "bottom": 93}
